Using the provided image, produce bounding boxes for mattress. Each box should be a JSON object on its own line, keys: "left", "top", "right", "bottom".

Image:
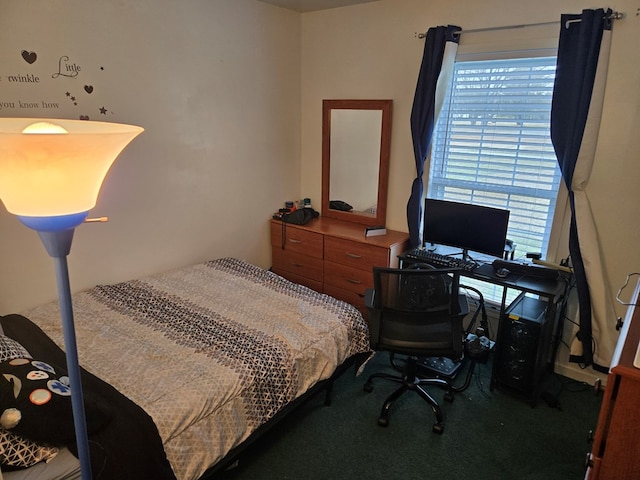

{"left": 16, "top": 257, "right": 370, "bottom": 479}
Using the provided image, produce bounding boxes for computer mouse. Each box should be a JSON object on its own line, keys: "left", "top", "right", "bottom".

{"left": 496, "top": 267, "right": 510, "bottom": 278}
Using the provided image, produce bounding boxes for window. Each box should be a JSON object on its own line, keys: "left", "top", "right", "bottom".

{"left": 429, "top": 56, "right": 563, "bottom": 303}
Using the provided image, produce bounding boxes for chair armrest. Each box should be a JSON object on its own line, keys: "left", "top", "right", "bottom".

{"left": 458, "top": 293, "right": 470, "bottom": 317}
{"left": 364, "top": 288, "right": 379, "bottom": 347}
{"left": 365, "top": 288, "right": 375, "bottom": 308}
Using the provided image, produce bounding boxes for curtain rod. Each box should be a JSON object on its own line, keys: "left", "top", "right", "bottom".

{"left": 416, "top": 11, "right": 624, "bottom": 39}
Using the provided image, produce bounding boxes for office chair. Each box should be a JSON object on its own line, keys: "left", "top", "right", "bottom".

{"left": 363, "top": 264, "right": 469, "bottom": 433}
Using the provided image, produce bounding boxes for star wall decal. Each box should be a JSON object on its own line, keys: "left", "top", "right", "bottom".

{"left": 65, "top": 91, "right": 77, "bottom": 106}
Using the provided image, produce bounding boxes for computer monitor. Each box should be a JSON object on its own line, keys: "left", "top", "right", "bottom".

{"left": 423, "top": 198, "right": 510, "bottom": 259}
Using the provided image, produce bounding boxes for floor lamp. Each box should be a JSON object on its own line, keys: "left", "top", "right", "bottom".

{"left": 0, "top": 118, "right": 143, "bottom": 480}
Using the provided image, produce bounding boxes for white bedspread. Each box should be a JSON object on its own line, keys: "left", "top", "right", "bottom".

{"left": 21, "top": 258, "right": 370, "bottom": 480}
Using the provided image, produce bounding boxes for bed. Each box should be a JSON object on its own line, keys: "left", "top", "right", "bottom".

{"left": 0, "top": 257, "right": 371, "bottom": 479}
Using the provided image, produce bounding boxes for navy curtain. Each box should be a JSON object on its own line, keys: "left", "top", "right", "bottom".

{"left": 407, "top": 25, "right": 460, "bottom": 248}
{"left": 551, "top": 8, "right": 613, "bottom": 367}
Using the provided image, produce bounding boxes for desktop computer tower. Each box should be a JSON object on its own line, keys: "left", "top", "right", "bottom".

{"left": 493, "top": 293, "right": 554, "bottom": 402}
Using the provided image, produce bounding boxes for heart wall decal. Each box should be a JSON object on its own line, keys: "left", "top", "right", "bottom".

{"left": 21, "top": 50, "right": 37, "bottom": 64}
{"left": 84, "top": 85, "right": 94, "bottom": 94}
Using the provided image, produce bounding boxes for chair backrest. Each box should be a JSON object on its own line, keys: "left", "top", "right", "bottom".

{"left": 367, "top": 266, "right": 467, "bottom": 360}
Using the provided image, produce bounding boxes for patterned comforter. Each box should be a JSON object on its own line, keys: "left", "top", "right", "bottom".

{"left": 21, "top": 258, "right": 370, "bottom": 480}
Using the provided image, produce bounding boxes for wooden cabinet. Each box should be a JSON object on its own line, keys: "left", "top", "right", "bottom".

{"left": 270, "top": 217, "right": 409, "bottom": 314}
{"left": 585, "top": 281, "right": 640, "bottom": 479}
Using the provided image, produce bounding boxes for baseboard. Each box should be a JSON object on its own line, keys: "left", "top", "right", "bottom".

{"left": 554, "top": 359, "right": 608, "bottom": 387}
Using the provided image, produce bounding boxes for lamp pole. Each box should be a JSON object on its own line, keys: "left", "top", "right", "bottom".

{"left": 38, "top": 228, "right": 92, "bottom": 479}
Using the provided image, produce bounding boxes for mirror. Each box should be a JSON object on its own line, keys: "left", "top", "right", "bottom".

{"left": 322, "top": 99, "right": 392, "bottom": 227}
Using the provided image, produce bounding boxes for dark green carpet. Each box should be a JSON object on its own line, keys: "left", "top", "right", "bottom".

{"left": 216, "top": 353, "right": 602, "bottom": 480}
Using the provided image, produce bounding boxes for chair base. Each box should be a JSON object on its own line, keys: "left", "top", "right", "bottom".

{"left": 364, "top": 355, "right": 454, "bottom": 434}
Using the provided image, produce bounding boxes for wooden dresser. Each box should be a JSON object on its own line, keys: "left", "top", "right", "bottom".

{"left": 585, "top": 280, "right": 640, "bottom": 479}
{"left": 270, "top": 217, "right": 410, "bottom": 315}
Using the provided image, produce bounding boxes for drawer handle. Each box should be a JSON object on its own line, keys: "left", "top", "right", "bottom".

{"left": 289, "top": 239, "right": 302, "bottom": 244}
{"left": 346, "top": 278, "right": 362, "bottom": 285}
{"left": 346, "top": 253, "right": 363, "bottom": 259}
{"left": 292, "top": 262, "right": 304, "bottom": 268}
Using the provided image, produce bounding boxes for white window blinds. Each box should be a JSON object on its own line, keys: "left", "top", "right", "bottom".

{"left": 429, "top": 56, "right": 562, "bottom": 259}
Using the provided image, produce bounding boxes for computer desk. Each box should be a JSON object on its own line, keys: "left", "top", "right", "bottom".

{"left": 399, "top": 254, "right": 572, "bottom": 404}
{"left": 470, "top": 262, "right": 569, "bottom": 309}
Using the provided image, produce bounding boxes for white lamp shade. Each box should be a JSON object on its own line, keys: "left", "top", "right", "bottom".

{"left": 0, "top": 118, "right": 143, "bottom": 217}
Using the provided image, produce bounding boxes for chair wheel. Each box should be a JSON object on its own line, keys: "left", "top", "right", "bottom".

{"left": 444, "top": 392, "right": 454, "bottom": 403}
{"left": 432, "top": 423, "right": 444, "bottom": 434}
{"left": 363, "top": 382, "right": 373, "bottom": 393}
{"left": 378, "top": 416, "right": 389, "bottom": 427}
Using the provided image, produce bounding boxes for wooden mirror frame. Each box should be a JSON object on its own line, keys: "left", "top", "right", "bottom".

{"left": 321, "top": 99, "right": 392, "bottom": 227}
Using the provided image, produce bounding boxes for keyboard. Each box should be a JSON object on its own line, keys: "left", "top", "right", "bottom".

{"left": 403, "top": 248, "right": 477, "bottom": 271}
{"left": 492, "top": 259, "right": 559, "bottom": 280}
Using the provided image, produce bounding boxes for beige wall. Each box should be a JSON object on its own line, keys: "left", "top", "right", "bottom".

{"left": 300, "top": 0, "right": 640, "bottom": 382}
{"left": 0, "top": 0, "right": 301, "bottom": 312}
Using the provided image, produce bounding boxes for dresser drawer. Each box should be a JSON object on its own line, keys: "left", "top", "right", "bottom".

{"left": 324, "top": 261, "right": 373, "bottom": 297}
{"left": 325, "top": 236, "right": 389, "bottom": 271}
{"left": 323, "top": 284, "right": 367, "bottom": 315}
{"left": 272, "top": 248, "right": 324, "bottom": 283}
{"left": 272, "top": 267, "right": 323, "bottom": 292}
{"left": 271, "top": 222, "right": 323, "bottom": 259}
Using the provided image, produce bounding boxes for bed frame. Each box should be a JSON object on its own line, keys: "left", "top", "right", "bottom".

{"left": 201, "top": 351, "right": 369, "bottom": 478}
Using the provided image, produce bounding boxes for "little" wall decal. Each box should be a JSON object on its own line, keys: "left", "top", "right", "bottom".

{"left": 0, "top": 48, "right": 113, "bottom": 120}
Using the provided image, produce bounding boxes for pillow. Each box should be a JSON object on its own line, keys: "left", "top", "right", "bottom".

{"left": 0, "top": 358, "right": 112, "bottom": 444}
{"left": 0, "top": 336, "right": 31, "bottom": 364}
{"left": 0, "top": 428, "right": 58, "bottom": 469}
